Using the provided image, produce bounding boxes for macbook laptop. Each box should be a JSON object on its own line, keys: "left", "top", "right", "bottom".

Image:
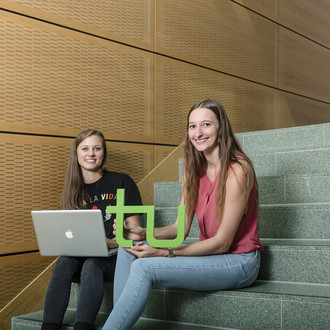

{"left": 31, "top": 209, "right": 117, "bottom": 257}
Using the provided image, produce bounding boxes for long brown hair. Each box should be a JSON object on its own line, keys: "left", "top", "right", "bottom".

{"left": 183, "top": 99, "right": 257, "bottom": 221}
{"left": 59, "top": 129, "right": 108, "bottom": 209}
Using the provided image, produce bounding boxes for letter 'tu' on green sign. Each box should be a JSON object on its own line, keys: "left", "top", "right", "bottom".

{"left": 106, "top": 189, "right": 185, "bottom": 248}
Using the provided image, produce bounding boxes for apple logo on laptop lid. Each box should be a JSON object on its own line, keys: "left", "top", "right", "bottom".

{"left": 65, "top": 229, "right": 73, "bottom": 239}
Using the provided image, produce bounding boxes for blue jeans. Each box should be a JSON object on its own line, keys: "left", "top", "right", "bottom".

{"left": 42, "top": 255, "right": 116, "bottom": 328}
{"left": 103, "top": 246, "right": 260, "bottom": 330}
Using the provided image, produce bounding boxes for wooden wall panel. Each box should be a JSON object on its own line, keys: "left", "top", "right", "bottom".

{"left": 0, "top": 10, "right": 153, "bottom": 143}
{"left": 154, "top": 56, "right": 277, "bottom": 145}
{"left": 0, "top": 134, "right": 71, "bottom": 255}
{"left": 153, "top": 145, "right": 177, "bottom": 167}
{"left": 236, "top": 0, "right": 330, "bottom": 49}
{"left": 107, "top": 141, "right": 154, "bottom": 184}
{"left": 278, "top": 93, "right": 330, "bottom": 128}
{"left": 1, "top": 0, "right": 154, "bottom": 50}
{"left": 138, "top": 145, "right": 184, "bottom": 205}
{"left": 0, "top": 261, "right": 55, "bottom": 330}
{"left": 0, "top": 253, "right": 55, "bottom": 310}
{"left": 156, "top": 0, "right": 278, "bottom": 86}
{"left": 279, "top": 28, "right": 330, "bottom": 103}
{"left": 279, "top": 0, "right": 330, "bottom": 48}
{"left": 0, "top": 134, "right": 153, "bottom": 255}
{"left": 233, "top": 0, "right": 278, "bottom": 21}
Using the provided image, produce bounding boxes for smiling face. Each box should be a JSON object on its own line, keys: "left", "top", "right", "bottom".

{"left": 77, "top": 134, "right": 105, "bottom": 177}
{"left": 188, "top": 107, "right": 220, "bottom": 156}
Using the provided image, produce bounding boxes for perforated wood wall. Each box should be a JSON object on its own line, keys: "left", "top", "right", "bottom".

{"left": 279, "top": 27, "right": 330, "bottom": 102}
{"left": 154, "top": 56, "right": 277, "bottom": 145}
{"left": 279, "top": 0, "right": 330, "bottom": 48}
{"left": 2, "top": 0, "right": 154, "bottom": 49}
{"left": 0, "top": 253, "right": 55, "bottom": 312}
{"left": 1, "top": 0, "right": 330, "bottom": 314}
{"left": 0, "top": 10, "right": 153, "bottom": 142}
{"left": 156, "top": 0, "right": 278, "bottom": 86}
{"left": 234, "top": 0, "right": 278, "bottom": 20}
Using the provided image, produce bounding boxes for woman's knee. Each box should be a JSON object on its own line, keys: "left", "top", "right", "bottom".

{"left": 54, "top": 256, "right": 74, "bottom": 269}
{"left": 236, "top": 251, "right": 261, "bottom": 288}
{"left": 82, "top": 257, "right": 99, "bottom": 268}
{"left": 80, "top": 258, "right": 103, "bottom": 277}
{"left": 130, "top": 258, "right": 154, "bottom": 280}
{"left": 52, "top": 257, "right": 82, "bottom": 279}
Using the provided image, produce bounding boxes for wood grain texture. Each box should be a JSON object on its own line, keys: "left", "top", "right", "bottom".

{"left": 0, "top": 254, "right": 56, "bottom": 330}
{"left": 154, "top": 56, "right": 277, "bottom": 145}
{"left": 138, "top": 144, "right": 184, "bottom": 205}
{"left": 279, "top": 0, "right": 330, "bottom": 48}
{"left": 0, "top": 0, "right": 154, "bottom": 50}
{"left": 0, "top": 10, "right": 154, "bottom": 143}
{"left": 279, "top": 28, "right": 330, "bottom": 103}
{"left": 155, "top": 0, "right": 278, "bottom": 86}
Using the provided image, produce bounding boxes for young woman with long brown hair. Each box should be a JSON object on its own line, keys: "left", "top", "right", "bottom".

{"left": 103, "top": 99, "right": 263, "bottom": 329}
{"left": 41, "top": 129, "right": 142, "bottom": 330}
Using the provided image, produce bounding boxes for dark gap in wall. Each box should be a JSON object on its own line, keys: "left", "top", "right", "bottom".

{"left": 1, "top": 250, "right": 40, "bottom": 257}
{"left": 231, "top": 0, "right": 330, "bottom": 51}
{"left": 0, "top": 131, "right": 179, "bottom": 147}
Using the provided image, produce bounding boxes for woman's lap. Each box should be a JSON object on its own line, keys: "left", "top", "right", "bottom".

{"left": 128, "top": 249, "right": 260, "bottom": 291}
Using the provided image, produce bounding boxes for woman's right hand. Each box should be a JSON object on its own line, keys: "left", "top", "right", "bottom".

{"left": 113, "top": 217, "right": 146, "bottom": 241}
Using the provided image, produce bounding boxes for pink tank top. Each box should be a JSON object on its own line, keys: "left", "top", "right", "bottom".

{"left": 195, "top": 172, "right": 263, "bottom": 254}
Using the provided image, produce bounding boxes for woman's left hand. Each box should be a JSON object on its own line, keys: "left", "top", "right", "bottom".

{"left": 126, "top": 241, "right": 165, "bottom": 258}
{"left": 106, "top": 237, "right": 119, "bottom": 249}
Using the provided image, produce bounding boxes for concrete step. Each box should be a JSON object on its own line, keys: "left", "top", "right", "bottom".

{"left": 237, "top": 123, "right": 330, "bottom": 155}
{"left": 13, "top": 281, "right": 330, "bottom": 330}
{"left": 258, "top": 243, "right": 330, "bottom": 284}
{"left": 154, "top": 182, "right": 182, "bottom": 208}
{"left": 240, "top": 280, "right": 330, "bottom": 298}
{"left": 259, "top": 203, "right": 330, "bottom": 239}
{"left": 258, "top": 174, "right": 330, "bottom": 204}
{"left": 152, "top": 284, "right": 330, "bottom": 330}
{"left": 250, "top": 147, "right": 330, "bottom": 178}
{"left": 11, "top": 310, "right": 226, "bottom": 330}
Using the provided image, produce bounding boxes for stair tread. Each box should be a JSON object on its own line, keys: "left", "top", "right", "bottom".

{"left": 261, "top": 238, "right": 330, "bottom": 246}
{"left": 13, "top": 278, "right": 330, "bottom": 330}
{"left": 159, "top": 280, "right": 330, "bottom": 300}
{"left": 12, "top": 311, "right": 230, "bottom": 329}
{"left": 239, "top": 280, "right": 330, "bottom": 299}
{"left": 13, "top": 280, "right": 330, "bottom": 329}
{"left": 183, "top": 237, "right": 330, "bottom": 247}
{"left": 133, "top": 318, "right": 226, "bottom": 329}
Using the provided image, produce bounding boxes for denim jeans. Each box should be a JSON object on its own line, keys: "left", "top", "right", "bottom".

{"left": 42, "top": 255, "right": 116, "bottom": 328}
{"left": 103, "top": 246, "right": 260, "bottom": 330}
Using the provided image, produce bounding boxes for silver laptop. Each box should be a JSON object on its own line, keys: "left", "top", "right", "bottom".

{"left": 31, "top": 209, "right": 117, "bottom": 257}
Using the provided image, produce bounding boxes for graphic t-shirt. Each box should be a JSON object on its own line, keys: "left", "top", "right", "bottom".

{"left": 83, "top": 171, "right": 142, "bottom": 239}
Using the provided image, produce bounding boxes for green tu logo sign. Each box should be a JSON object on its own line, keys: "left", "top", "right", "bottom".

{"left": 106, "top": 189, "right": 185, "bottom": 248}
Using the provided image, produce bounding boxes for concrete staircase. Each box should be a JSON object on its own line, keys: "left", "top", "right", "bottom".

{"left": 12, "top": 123, "right": 330, "bottom": 329}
